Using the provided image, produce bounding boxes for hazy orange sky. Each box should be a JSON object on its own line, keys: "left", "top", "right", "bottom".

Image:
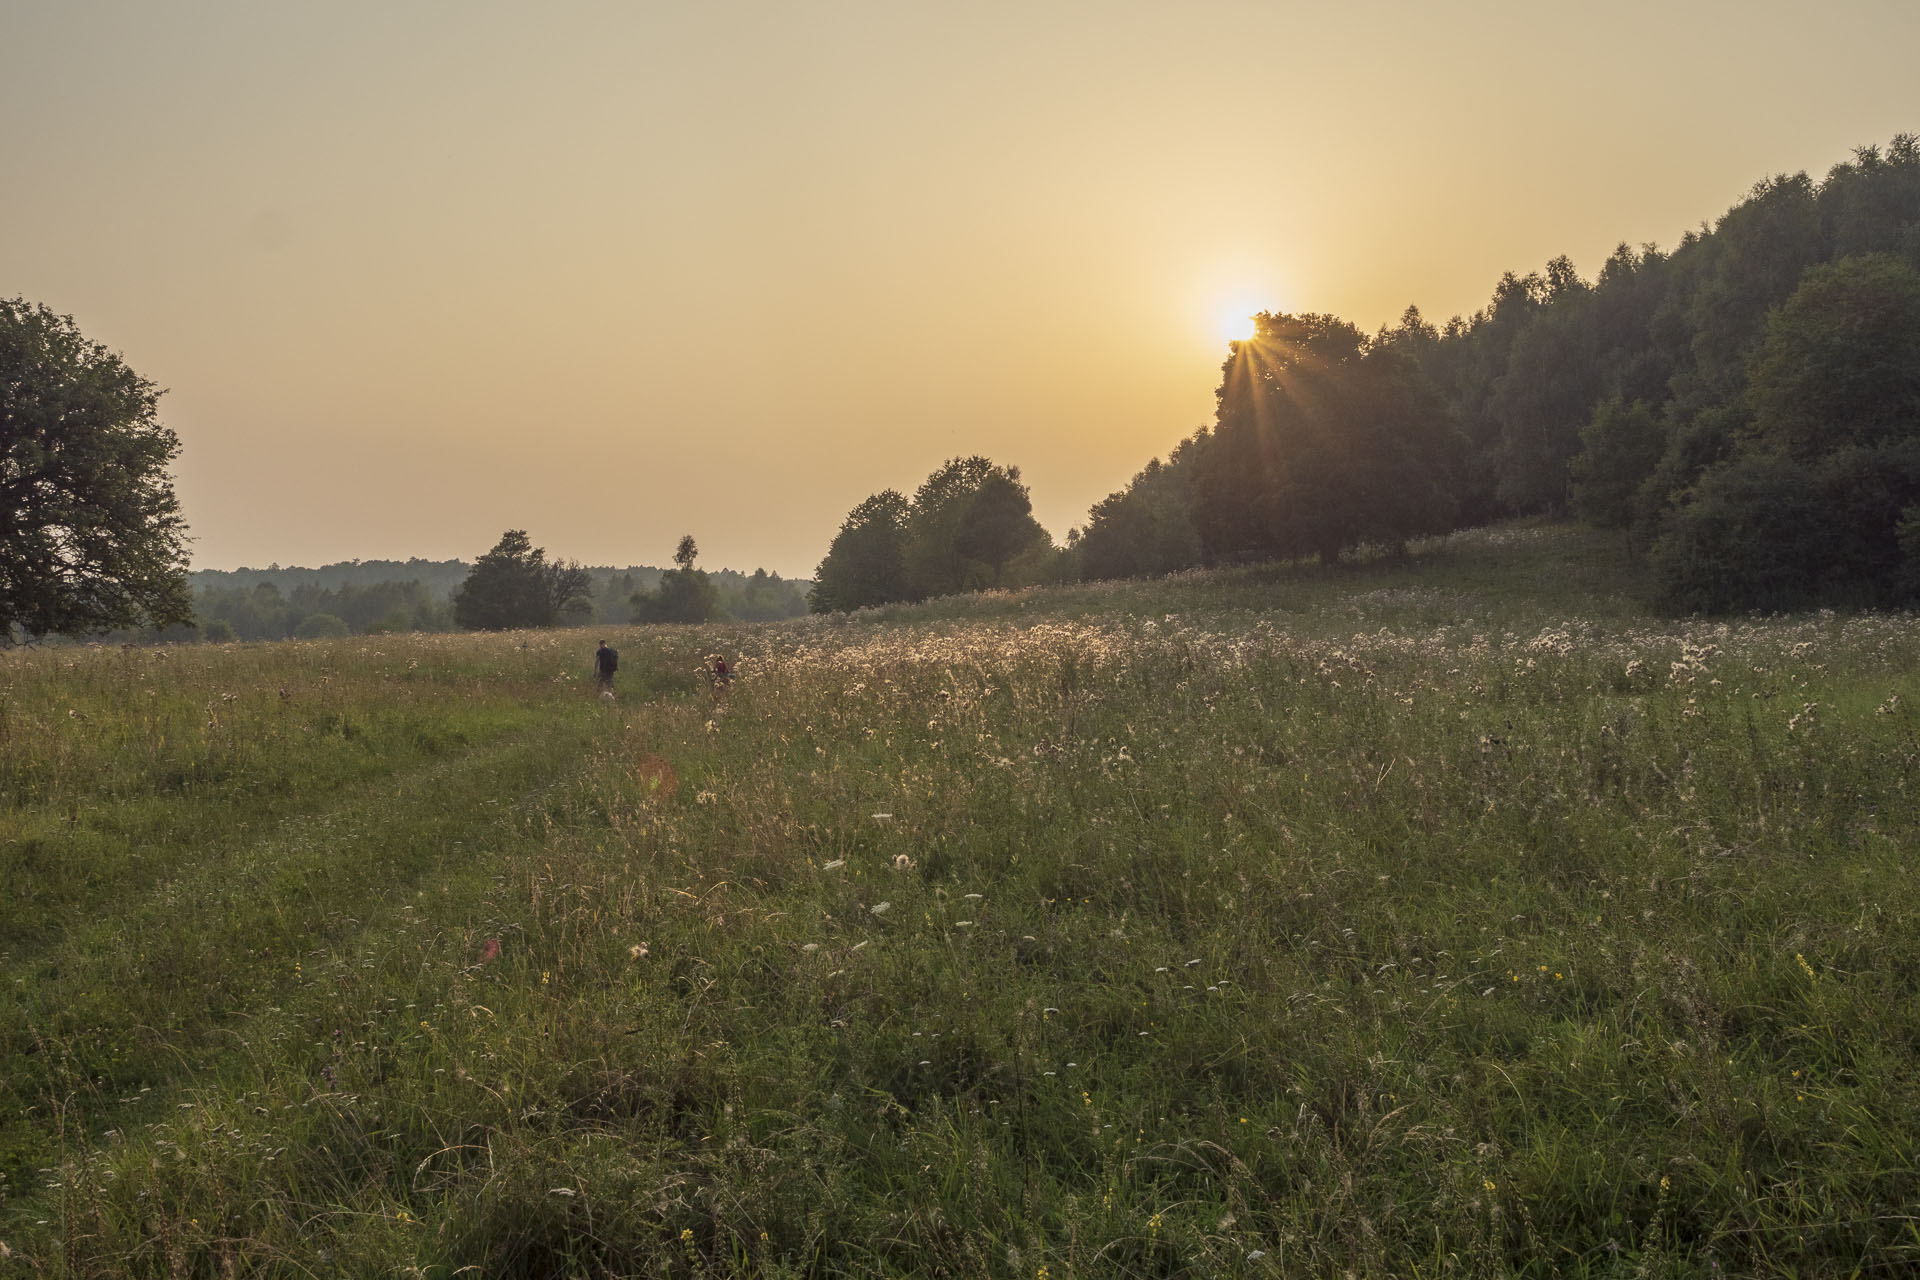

{"left": 4, "top": 2, "right": 1915, "bottom": 577}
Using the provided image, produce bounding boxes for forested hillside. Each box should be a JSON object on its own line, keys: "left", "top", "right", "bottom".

{"left": 815, "top": 136, "right": 1920, "bottom": 616}
{"left": 1076, "top": 135, "right": 1920, "bottom": 612}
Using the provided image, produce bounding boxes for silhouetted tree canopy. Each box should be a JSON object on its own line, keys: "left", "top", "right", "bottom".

{"left": 955, "top": 469, "right": 1045, "bottom": 586}
{"left": 1077, "top": 434, "right": 1206, "bottom": 581}
{"left": 1, "top": 299, "right": 191, "bottom": 643}
{"left": 1059, "top": 134, "right": 1920, "bottom": 613}
{"left": 811, "top": 490, "right": 912, "bottom": 612}
{"left": 452, "top": 530, "right": 592, "bottom": 630}
{"left": 812, "top": 460, "right": 1051, "bottom": 613}
{"left": 1486, "top": 258, "right": 1601, "bottom": 514}
{"left": 1189, "top": 313, "right": 1462, "bottom": 565}
{"left": 906, "top": 457, "right": 1050, "bottom": 595}
{"left": 631, "top": 535, "right": 719, "bottom": 624}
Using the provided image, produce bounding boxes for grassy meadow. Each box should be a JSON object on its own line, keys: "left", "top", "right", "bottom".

{"left": 5, "top": 523, "right": 1920, "bottom": 1277}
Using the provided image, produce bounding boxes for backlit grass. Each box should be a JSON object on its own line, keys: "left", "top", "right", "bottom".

{"left": 4, "top": 524, "right": 1919, "bottom": 1276}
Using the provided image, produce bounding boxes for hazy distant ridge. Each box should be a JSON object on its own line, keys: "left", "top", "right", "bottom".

{"left": 180, "top": 557, "right": 812, "bottom": 640}
{"left": 187, "top": 559, "right": 813, "bottom": 600}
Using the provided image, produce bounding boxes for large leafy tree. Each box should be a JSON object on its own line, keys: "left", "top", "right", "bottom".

{"left": 1407, "top": 270, "right": 1548, "bottom": 523}
{"left": 954, "top": 466, "right": 1048, "bottom": 587}
{"left": 1744, "top": 253, "right": 1920, "bottom": 461}
{"left": 1589, "top": 241, "right": 1678, "bottom": 408}
{"left": 1, "top": 299, "right": 191, "bottom": 643}
{"left": 905, "top": 456, "right": 1048, "bottom": 596}
{"left": 1191, "top": 313, "right": 1370, "bottom": 563}
{"left": 1352, "top": 343, "right": 1467, "bottom": 549}
{"left": 810, "top": 490, "right": 912, "bottom": 612}
{"left": 451, "top": 530, "right": 591, "bottom": 629}
{"left": 810, "top": 458, "right": 1052, "bottom": 613}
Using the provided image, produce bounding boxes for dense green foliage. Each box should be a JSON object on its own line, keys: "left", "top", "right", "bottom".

{"left": 189, "top": 558, "right": 474, "bottom": 599}
{"left": 711, "top": 568, "right": 812, "bottom": 622}
{"left": 7, "top": 524, "right": 1920, "bottom": 1276}
{"left": 809, "top": 491, "right": 913, "bottom": 612}
{"left": 1192, "top": 313, "right": 1462, "bottom": 565}
{"left": 1401, "top": 138, "right": 1920, "bottom": 609}
{"left": 631, "top": 536, "right": 721, "bottom": 624}
{"left": 452, "top": 531, "right": 594, "bottom": 631}
{"left": 0, "top": 299, "right": 191, "bottom": 643}
{"left": 1640, "top": 251, "right": 1920, "bottom": 610}
{"left": 1569, "top": 398, "right": 1665, "bottom": 532}
{"left": 185, "top": 561, "right": 808, "bottom": 640}
{"left": 812, "top": 458, "right": 1054, "bottom": 612}
{"left": 1075, "top": 437, "right": 1204, "bottom": 582}
{"left": 195, "top": 578, "right": 455, "bottom": 640}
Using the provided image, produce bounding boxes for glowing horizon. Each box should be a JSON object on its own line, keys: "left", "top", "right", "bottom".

{"left": 3, "top": 2, "right": 1914, "bottom": 578}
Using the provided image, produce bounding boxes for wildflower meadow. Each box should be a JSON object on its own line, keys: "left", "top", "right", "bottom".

{"left": 4, "top": 524, "right": 1919, "bottom": 1277}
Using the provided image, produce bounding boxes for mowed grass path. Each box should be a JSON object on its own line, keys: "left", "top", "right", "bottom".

{"left": 5, "top": 524, "right": 1920, "bottom": 1277}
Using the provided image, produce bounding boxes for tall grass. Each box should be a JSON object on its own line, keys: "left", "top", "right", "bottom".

{"left": 4, "top": 524, "right": 1919, "bottom": 1276}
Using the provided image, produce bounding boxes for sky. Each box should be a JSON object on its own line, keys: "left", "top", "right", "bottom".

{"left": 4, "top": 1, "right": 1916, "bottom": 577}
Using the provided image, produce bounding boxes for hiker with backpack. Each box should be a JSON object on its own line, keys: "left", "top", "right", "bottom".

{"left": 593, "top": 639, "right": 619, "bottom": 693}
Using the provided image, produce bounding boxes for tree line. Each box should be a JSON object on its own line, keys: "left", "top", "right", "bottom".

{"left": 194, "top": 579, "right": 453, "bottom": 642}
{"left": 444, "top": 531, "right": 807, "bottom": 633}
{"left": 65, "top": 541, "right": 809, "bottom": 644}
{"left": 812, "top": 135, "right": 1920, "bottom": 614}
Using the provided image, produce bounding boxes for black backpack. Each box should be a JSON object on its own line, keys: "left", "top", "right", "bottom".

{"left": 601, "top": 646, "right": 619, "bottom": 673}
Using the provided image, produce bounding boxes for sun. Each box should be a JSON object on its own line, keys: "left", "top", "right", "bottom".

{"left": 1219, "top": 310, "right": 1258, "bottom": 344}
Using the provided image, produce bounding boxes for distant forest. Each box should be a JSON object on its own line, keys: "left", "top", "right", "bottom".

{"left": 816, "top": 135, "right": 1920, "bottom": 614}
{"left": 184, "top": 558, "right": 808, "bottom": 642}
